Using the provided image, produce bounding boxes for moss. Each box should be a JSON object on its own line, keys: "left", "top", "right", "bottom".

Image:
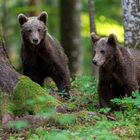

{"left": 0, "top": 92, "right": 14, "bottom": 118}
{"left": 54, "top": 113, "right": 76, "bottom": 126}
{"left": 12, "top": 76, "right": 60, "bottom": 115}
{"left": 44, "top": 111, "right": 90, "bottom": 128}
{"left": 67, "top": 102, "right": 77, "bottom": 111}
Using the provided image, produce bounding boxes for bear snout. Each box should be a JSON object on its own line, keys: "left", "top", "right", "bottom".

{"left": 33, "top": 38, "right": 39, "bottom": 44}
{"left": 92, "top": 60, "right": 97, "bottom": 65}
{"left": 30, "top": 37, "right": 41, "bottom": 45}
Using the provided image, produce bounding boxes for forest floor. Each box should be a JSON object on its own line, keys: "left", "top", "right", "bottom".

{"left": 0, "top": 76, "right": 140, "bottom": 140}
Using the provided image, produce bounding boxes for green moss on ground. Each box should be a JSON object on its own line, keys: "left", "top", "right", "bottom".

{"left": 0, "top": 93, "right": 13, "bottom": 118}
{"left": 51, "top": 111, "right": 89, "bottom": 127}
{"left": 0, "top": 76, "right": 61, "bottom": 118}
{"left": 1, "top": 76, "right": 140, "bottom": 139}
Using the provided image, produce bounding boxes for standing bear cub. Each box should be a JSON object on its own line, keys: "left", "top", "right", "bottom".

{"left": 18, "top": 11, "right": 71, "bottom": 98}
{"left": 91, "top": 32, "right": 140, "bottom": 107}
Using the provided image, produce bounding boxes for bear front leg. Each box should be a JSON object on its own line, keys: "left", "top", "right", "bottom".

{"left": 98, "top": 81, "right": 113, "bottom": 108}
{"left": 23, "top": 67, "right": 44, "bottom": 86}
{"left": 52, "top": 72, "right": 71, "bottom": 99}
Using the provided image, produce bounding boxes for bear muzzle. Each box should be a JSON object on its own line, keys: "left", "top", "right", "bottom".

{"left": 31, "top": 38, "right": 41, "bottom": 45}
{"left": 92, "top": 60, "right": 97, "bottom": 65}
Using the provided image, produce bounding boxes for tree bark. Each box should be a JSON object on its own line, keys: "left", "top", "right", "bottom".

{"left": 122, "top": 0, "right": 140, "bottom": 48}
{"left": 0, "top": 40, "right": 20, "bottom": 94}
{"left": 60, "top": 0, "right": 82, "bottom": 76}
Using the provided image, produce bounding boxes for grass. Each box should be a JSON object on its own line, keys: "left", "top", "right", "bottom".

{"left": 1, "top": 76, "right": 140, "bottom": 139}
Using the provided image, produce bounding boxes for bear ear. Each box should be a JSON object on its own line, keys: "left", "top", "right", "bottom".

{"left": 107, "top": 33, "right": 117, "bottom": 47}
{"left": 18, "top": 14, "right": 28, "bottom": 26}
{"left": 90, "top": 32, "right": 100, "bottom": 44}
{"left": 38, "top": 11, "right": 48, "bottom": 24}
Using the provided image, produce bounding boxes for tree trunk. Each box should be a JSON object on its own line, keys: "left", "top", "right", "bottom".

{"left": 122, "top": 0, "right": 140, "bottom": 48}
{"left": 60, "top": 0, "right": 82, "bottom": 76}
{"left": 88, "top": 0, "right": 98, "bottom": 78}
{"left": 0, "top": 38, "right": 20, "bottom": 94}
{"left": 88, "top": 0, "right": 96, "bottom": 33}
{"left": 0, "top": 43, "right": 20, "bottom": 93}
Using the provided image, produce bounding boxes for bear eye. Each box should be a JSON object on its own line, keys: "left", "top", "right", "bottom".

{"left": 28, "top": 29, "right": 32, "bottom": 33}
{"left": 38, "top": 29, "right": 41, "bottom": 32}
{"left": 100, "top": 50, "right": 105, "bottom": 54}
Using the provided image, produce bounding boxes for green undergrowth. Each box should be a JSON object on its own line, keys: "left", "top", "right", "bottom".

{"left": 0, "top": 93, "right": 13, "bottom": 119}
{"left": 0, "top": 76, "right": 60, "bottom": 118}
{"left": 1, "top": 76, "right": 140, "bottom": 139}
{"left": 13, "top": 76, "right": 60, "bottom": 115}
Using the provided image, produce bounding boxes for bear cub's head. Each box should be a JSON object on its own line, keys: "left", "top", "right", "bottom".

{"left": 91, "top": 32, "right": 118, "bottom": 67}
{"left": 18, "top": 11, "right": 48, "bottom": 46}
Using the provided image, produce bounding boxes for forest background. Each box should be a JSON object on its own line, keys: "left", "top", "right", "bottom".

{"left": 0, "top": 0, "right": 123, "bottom": 75}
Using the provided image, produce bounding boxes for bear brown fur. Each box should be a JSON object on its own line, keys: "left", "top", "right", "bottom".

{"left": 18, "top": 12, "right": 71, "bottom": 97}
{"left": 91, "top": 32, "right": 140, "bottom": 107}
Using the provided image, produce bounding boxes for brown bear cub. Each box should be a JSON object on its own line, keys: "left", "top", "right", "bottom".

{"left": 18, "top": 11, "right": 71, "bottom": 98}
{"left": 91, "top": 32, "right": 140, "bottom": 107}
